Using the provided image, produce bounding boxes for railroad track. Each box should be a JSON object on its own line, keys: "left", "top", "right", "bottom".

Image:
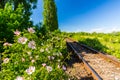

{"left": 66, "top": 54, "right": 93, "bottom": 80}
{"left": 66, "top": 38, "right": 120, "bottom": 80}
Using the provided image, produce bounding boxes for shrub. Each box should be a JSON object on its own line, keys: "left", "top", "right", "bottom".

{"left": 1, "top": 28, "right": 68, "bottom": 80}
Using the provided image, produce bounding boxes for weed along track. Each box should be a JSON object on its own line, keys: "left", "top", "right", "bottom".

{"left": 66, "top": 38, "right": 120, "bottom": 80}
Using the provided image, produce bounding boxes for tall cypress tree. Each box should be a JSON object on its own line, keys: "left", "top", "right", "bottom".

{"left": 43, "top": 0, "right": 58, "bottom": 31}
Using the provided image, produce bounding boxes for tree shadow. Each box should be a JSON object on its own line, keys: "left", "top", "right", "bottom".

{"left": 78, "top": 38, "right": 108, "bottom": 53}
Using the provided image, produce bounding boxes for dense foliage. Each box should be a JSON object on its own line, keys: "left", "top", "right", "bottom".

{"left": 0, "top": 3, "right": 34, "bottom": 52}
{"left": 43, "top": 0, "right": 58, "bottom": 31}
{"left": 70, "top": 32, "right": 120, "bottom": 59}
{"left": 0, "top": 0, "right": 37, "bottom": 30}
{"left": 0, "top": 3, "right": 30, "bottom": 42}
{"left": 0, "top": 0, "right": 37, "bottom": 10}
{"left": 1, "top": 28, "right": 69, "bottom": 80}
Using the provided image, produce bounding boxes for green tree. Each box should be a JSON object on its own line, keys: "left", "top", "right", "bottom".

{"left": 0, "top": 0, "right": 38, "bottom": 41}
{"left": 43, "top": 0, "right": 58, "bottom": 31}
{"left": 12, "top": 0, "right": 37, "bottom": 21}
{"left": 0, "top": 0, "right": 37, "bottom": 10}
{"left": 0, "top": 3, "right": 26, "bottom": 42}
{"left": 0, "top": 0, "right": 37, "bottom": 27}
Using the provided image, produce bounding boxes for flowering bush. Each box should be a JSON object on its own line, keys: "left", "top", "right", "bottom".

{"left": 1, "top": 28, "right": 69, "bottom": 80}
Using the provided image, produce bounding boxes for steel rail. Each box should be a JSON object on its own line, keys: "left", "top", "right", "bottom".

{"left": 66, "top": 42, "right": 102, "bottom": 80}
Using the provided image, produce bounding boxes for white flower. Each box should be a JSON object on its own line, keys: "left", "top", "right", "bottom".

{"left": 46, "top": 66, "right": 52, "bottom": 72}
{"left": 59, "top": 52, "right": 62, "bottom": 56}
{"left": 14, "top": 30, "right": 21, "bottom": 36}
{"left": 62, "top": 65, "right": 66, "bottom": 71}
{"left": 3, "top": 42, "right": 12, "bottom": 46}
{"left": 26, "top": 66, "right": 35, "bottom": 75}
{"left": 28, "top": 28, "right": 35, "bottom": 33}
{"left": 40, "top": 48, "right": 44, "bottom": 52}
{"left": 48, "top": 56, "right": 51, "bottom": 60}
{"left": 53, "top": 53, "right": 56, "bottom": 56}
{"left": 18, "top": 37, "right": 27, "bottom": 44}
{"left": 47, "top": 56, "right": 54, "bottom": 60}
{"left": 57, "top": 59, "right": 60, "bottom": 62}
{"left": 51, "top": 56, "right": 55, "bottom": 60}
{"left": 31, "top": 59, "right": 35, "bottom": 63}
{"left": 29, "top": 56, "right": 32, "bottom": 60}
{"left": 14, "top": 61, "right": 18, "bottom": 64}
{"left": 47, "top": 51, "right": 50, "bottom": 53}
{"left": 42, "top": 63, "right": 46, "bottom": 67}
{"left": 3, "top": 42, "right": 8, "bottom": 46}
{"left": 57, "top": 64, "right": 60, "bottom": 68}
{"left": 16, "top": 76, "right": 24, "bottom": 80}
{"left": 35, "top": 55, "right": 39, "bottom": 59}
{"left": 41, "top": 43, "right": 43, "bottom": 45}
{"left": 3, "top": 58, "right": 9, "bottom": 63}
{"left": 46, "top": 48, "right": 49, "bottom": 51}
{"left": 27, "top": 52, "right": 32, "bottom": 55}
{"left": 22, "top": 58, "right": 25, "bottom": 62}
{"left": 28, "top": 41, "right": 36, "bottom": 49}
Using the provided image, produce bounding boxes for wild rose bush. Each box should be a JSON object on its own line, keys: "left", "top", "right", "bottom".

{"left": 1, "top": 28, "right": 68, "bottom": 80}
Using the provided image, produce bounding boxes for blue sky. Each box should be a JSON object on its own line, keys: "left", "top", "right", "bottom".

{"left": 31, "top": 0, "right": 120, "bottom": 33}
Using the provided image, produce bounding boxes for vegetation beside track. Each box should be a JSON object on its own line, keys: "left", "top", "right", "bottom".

{"left": 1, "top": 29, "right": 70, "bottom": 80}
{"left": 70, "top": 32, "right": 120, "bottom": 59}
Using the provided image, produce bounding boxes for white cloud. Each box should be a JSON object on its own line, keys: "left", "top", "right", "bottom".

{"left": 87, "top": 26, "right": 120, "bottom": 33}
{"left": 60, "top": 25, "right": 120, "bottom": 33}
